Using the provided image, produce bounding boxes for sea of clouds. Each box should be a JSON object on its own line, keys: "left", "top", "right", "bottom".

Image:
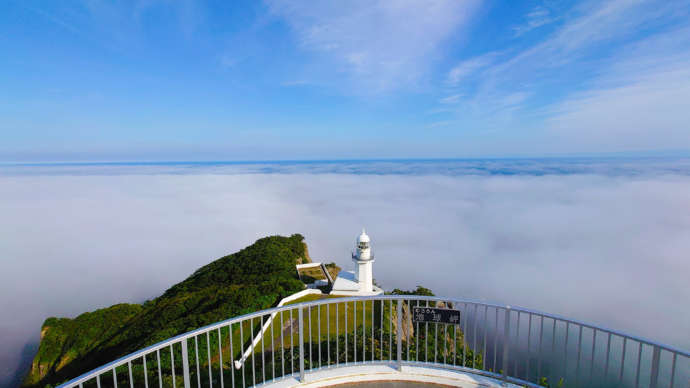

{"left": 1, "top": 160, "right": 689, "bottom": 387}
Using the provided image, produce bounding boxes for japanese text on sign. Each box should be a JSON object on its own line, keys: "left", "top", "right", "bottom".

{"left": 412, "top": 307, "right": 461, "bottom": 324}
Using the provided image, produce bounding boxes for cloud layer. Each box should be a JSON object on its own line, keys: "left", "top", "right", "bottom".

{"left": 1, "top": 169, "right": 690, "bottom": 386}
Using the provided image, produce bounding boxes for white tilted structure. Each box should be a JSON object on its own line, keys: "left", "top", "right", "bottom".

{"left": 331, "top": 229, "right": 383, "bottom": 296}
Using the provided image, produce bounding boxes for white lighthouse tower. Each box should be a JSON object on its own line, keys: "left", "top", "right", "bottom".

{"left": 330, "top": 229, "right": 383, "bottom": 296}
{"left": 353, "top": 229, "right": 374, "bottom": 293}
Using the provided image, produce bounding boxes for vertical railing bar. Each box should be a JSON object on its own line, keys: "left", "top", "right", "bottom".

{"left": 417, "top": 300, "right": 421, "bottom": 363}
{"left": 271, "top": 317, "right": 275, "bottom": 381}
{"left": 318, "top": 304, "right": 322, "bottom": 369}
{"left": 434, "top": 319, "right": 438, "bottom": 364}
{"left": 157, "top": 349, "right": 162, "bottom": 388}
{"left": 575, "top": 325, "right": 582, "bottom": 386}
{"left": 260, "top": 317, "right": 264, "bottom": 384}
{"left": 298, "top": 307, "right": 305, "bottom": 382}
{"left": 352, "top": 301, "right": 357, "bottom": 364}
{"left": 389, "top": 299, "right": 393, "bottom": 362}
{"left": 113, "top": 367, "right": 117, "bottom": 388}
{"left": 564, "top": 322, "right": 570, "bottom": 385}
{"left": 515, "top": 311, "right": 520, "bottom": 376}
{"left": 336, "top": 303, "right": 340, "bottom": 367}
{"left": 228, "top": 326, "right": 234, "bottom": 388}
{"left": 483, "top": 305, "right": 488, "bottom": 371}
{"left": 635, "top": 342, "right": 642, "bottom": 388}
{"left": 171, "top": 344, "right": 176, "bottom": 388}
{"left": 526, "top": 313, "right": 533, "bottom": 381}
{"left": 289, "top": 310, "right": 294, "bottom": 375}
{"left": 218, "top": 328, "right": 224, "bottom": 388}
{"left": 473, "top": 304, "right": 479, "bottom": 369}
{"left": 362, "top": 300, "right": 365, "bottom": 364}
{"left": 604, "top": 332, "right": 611, "bottom": 379}
{"left": 551, "top": 318, "right": 557, "bottom": 355}
{"left": 649, "top": 346, "right": 660, "bottom": 388}
{"left": 463, "top": 302, "right": 469, "bottom": 368}
{"left": 425, "top": 300, "right": 429, "bottom": 363}
{"left": 372, "top": 300, "right": 375, "bottom": 362}
{"left": 502, "top": 307, "right": 511, "bottom": 383}
{"left": 128, "top": 361, "right": 133, "bottom": 388}
{"left": 453, "top": 303, "right": 457, "bottom": 366}
{"left": 143, "top": 353, "right": 149, "bottom": 388}
{"left": 279, "top": 311, "right": 285, "bottom": 378}
{"left": 589, "top": 329, "right": 597, "bottom": 385}
{"left": 493, "top": 308, "right": 498, "bottom": 372}
{"left": 96, "top": 373, "right": 101, "bottom": 388}
{"left": 381, "top": 300, "right": 384, "bottom": 362}
{"left": 444, "top": 319, "right": 448, "bottom": 366}
{"left": 182, "top": 339, "right": 191, "bottom": 388}
{"left": 396, "top": 299, "right": 403, "bottom": 371}
{"left": 307, "top": 307, "right": 312, "bottom": 369}
{"left": 537, "top": 315, "right": 544, "bottom": 382}
{"left": 669, "top": 352, "right": 676, "bottom": 388}
{"left": 195, "top": 336, "right": 200, "bottom": 388}
{"left": 250, "top": 319, "right": 256, "bottom": 388}
{"left": 240, "top": 321, "right": 245, "bottom": 388}
{"left": 405, "top": 300, "right": 412, "bottom": 361}
{"left": 619, "top": 337, "right": 628, "bottom": 384}
{"left": 327, "top": 303, "right": 330, "bottom": 368}
{"left": 345, "top": 301, "right": 348, "bottom": 365}
{"left": 206, "top": 331, "right": 211, "bottom": 388}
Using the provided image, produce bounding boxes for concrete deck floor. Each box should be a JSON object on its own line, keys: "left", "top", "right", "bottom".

{"left": 259, "top": 364, "right": 521, "bottom": 388}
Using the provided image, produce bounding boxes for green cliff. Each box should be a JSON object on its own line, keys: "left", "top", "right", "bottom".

{"left": 23, "top": 234, "right": 308, "bottom": 388}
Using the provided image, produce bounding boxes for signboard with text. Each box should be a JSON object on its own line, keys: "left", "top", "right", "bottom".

{"left": 412, "top": 306, "right": 461, "bottom": 324}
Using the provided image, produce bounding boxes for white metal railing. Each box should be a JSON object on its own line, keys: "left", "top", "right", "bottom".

{"left": 56, "top": 295, "right": 689, "bottom": 388}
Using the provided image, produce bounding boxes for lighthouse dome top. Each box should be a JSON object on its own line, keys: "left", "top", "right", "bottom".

{"left": 357, "top": 229, "right": 370, "bottom": 244}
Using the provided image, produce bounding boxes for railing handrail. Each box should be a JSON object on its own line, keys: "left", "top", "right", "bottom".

{"left": 58, "top": 294, "right": 690, "bottom": 388}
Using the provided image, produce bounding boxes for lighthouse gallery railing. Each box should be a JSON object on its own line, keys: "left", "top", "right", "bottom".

{"left": 58, "top": 295, "right": 689, "bottom": 388}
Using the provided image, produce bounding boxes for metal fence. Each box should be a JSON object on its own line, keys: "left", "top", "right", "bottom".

{"left": 58, "top": 295, "right": 689, "bottom": 388}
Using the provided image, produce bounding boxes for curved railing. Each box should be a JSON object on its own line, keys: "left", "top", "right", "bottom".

{"left": 58, "top": 295, "right": 689, "bottom": 388}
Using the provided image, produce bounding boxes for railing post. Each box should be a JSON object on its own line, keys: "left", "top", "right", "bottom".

{"left": 650, "top": 346, "right": 661, "bottom": 388}
{"left": 181, "top": 340, "right": 191, "bottom": 388}
{"left": 502, "top": 307, "right": 511, "bottom": 385}
{"left": 397, "top": 299, "right": 403, "bottom": 371}
{"left": 299, "top": 307, "right": 305, "bottom": 382}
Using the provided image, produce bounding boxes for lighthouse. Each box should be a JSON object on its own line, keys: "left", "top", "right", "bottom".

{"left": 330, "top": 229, "right": 383, "bottom": 296}
{"left": 353, "top": 229, "right": 374, "bottom": 293}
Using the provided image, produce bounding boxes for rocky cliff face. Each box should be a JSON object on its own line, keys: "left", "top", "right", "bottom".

{"left": 23, "top": 234, "right": 308, "bottom": 388}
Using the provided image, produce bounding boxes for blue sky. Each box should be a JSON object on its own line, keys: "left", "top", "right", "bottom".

{"left": 1, "top": 0, "right": 689, "bottom": 161}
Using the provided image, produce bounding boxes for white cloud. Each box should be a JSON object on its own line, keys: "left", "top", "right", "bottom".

{"left": 447, "top": 52, "right": 497, "bottom": 86}
{"left": 440, "top": 0, "right": 690, "bottom": 150}
{"left": 439, "top": 94, "right": 463, "bottom": 104}
{"left": 1, "top": 169, "right": 690, "bottom": 387}
{"left": 512, "top": 6, "right": 556, "bottom": 37}
{"left": 540, "top": 26, "right": 690, "bottom": 150}
{"left": 266, "top": 0, "right": 481, "bottom": 92}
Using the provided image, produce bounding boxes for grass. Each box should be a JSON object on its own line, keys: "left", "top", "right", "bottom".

{"left": 253, "top": 295, "right": 388, "bottom": 355}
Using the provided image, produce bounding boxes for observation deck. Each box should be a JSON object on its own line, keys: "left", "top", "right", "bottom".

{"left": 57, "top": 295, "right": 689, "bottom": 388}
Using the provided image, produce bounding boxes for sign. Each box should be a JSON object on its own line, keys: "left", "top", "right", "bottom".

{"left": 412, "top": 306, "right": 461, "bottom": 324}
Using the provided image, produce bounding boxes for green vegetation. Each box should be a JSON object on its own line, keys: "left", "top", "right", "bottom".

{"left": 25, "top": 235, "right": 485, "bottom": 388}
{"left": 23, "top": 234, "right": 308, "bottom": 388}
{"left": 390, "top": 285, "right": 435, "bottom": 296}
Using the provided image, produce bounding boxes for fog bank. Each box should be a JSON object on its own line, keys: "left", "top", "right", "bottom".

{"left": 1, "top": 172, "right": 689, "bottom": 386}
